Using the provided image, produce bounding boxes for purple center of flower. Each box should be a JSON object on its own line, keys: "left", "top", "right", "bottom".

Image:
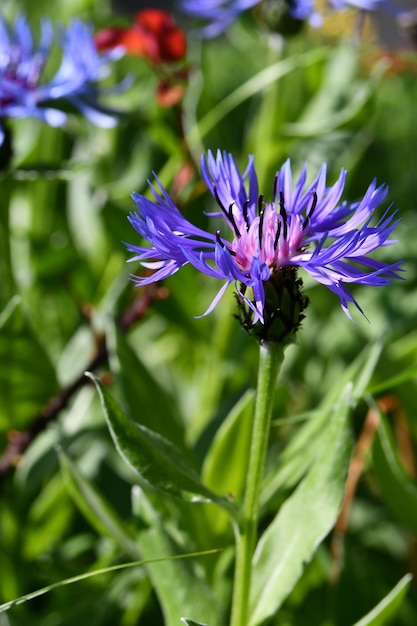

{"left": 1, "top": 51, "right": 45, "bottom": 108}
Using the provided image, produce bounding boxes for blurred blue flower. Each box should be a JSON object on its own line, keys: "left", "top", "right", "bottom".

{"left": 179, "top": 0, "right": 260, "bottom": 37}
{"left": 178, "top": 0, "right": 402, "bottom": 37}
{"left": 0, "top": 14, "right": 127, "bottom": 145}
{"left": 126, "top": 151, "right": 402, "bottom": 324}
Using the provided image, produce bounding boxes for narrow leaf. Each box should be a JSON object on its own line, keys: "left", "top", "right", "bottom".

{"left": 261, "top": 406, "right": 330, "bottom": 511}
{"left": 352, "top": 574, "right": 412, "bottom": 626}
{"left": 59, "top": 449, "right": 141, "bottom": 558}
{"left": 87, "top": 374, "right": 235, "bottom": 512}
{"left": 261, "top": 340, "right": 382, "bottom": 511}
{"left": 368, "top": 363, "right": 417, "bottom": 395}
{"left": 181, "top": 619, "right": 207, "bottom": 626}
{"left": 133, "top": 487, "right": 222, "bottom": 626}
{"left": 0, "top": 296, "right": 58, "bottom": 428}
{"left": 202, "top": 390, "right": 255, "bottom": 535}
{"left": 107, "top": 322, "right": 185, "bottom": 449}
{"left": 187, "top": 48, "right": 328, "bottom": 146}
{"left": 372, "top": 413, "right": 417, "bottom": 533}
{"left": 351, "top": 338, "right": 385, "bottom": 403}
{"left": 0, "top": 550, "right": 220, "bottom": 615}
{"left": 249, "top": 385, "right": 353, "bottom": 626}
{"left": 203, "top": 390, "right": 255, "bottom": 499}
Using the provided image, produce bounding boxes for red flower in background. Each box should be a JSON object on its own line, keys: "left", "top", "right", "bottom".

{"left": 95, "top": 9, "right": 187, "bottom": 65}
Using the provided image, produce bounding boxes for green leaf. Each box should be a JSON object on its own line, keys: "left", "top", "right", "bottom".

{"left": 67, "top": 142, "right": 107, "bottom": 269}
{"left": 106, "top": 322, "right": 185, "bottom": 449}
{"left": 202, "top": 390, "right": 255, "bottom": 535}
{"left": 295, "top": 43, "right": 359, "bottom": 126}
{"left": 203, "top": 390, "right": 255, "bottom": 499}
{"left": 350, "top": 339, "right": 385, "bottom": 403}
{"left": 284, "top": 43, "right": 382, "bottom": 137}
{"left": 181, "top": 619, "right": 207, "bottom": 626}
{"left": 372, "top": 412, "right": 417, "bottom": 533}
{"left": 368, "top": 363, "right": 417, "bottom": 396}
{"left": 133, "top": 487, "right": 222, "bottom": 626}
{"left": 0, "top": 296, "right": 58, "bottom": 429}
{"left": 249, "top": 384, "right": 353, "bottom": 626}
{"left": 326, "top": 338, "right": 383, "bottom": 407}
{"left": 23, "top": 474, "right": 73, "bottom": 559}
{"left": 59, "top": 449, "right": 141, "bottom": 558}
{"left": 261, "top": 406, "right": 330, "bottom": 511}
{"left": 187, "top": 47, "right": 328, "bottom": 147}
{"left": 261, "top": 340, "right": 382, "bottom": 511}
{"left": 0, "top": 549, "right": 220, "bottom": 615}
{"left": 352, "top": 574, "right": 413, "bottom": 626}
{"left": 87, "top": 374, "right": 235, "bottom": 512}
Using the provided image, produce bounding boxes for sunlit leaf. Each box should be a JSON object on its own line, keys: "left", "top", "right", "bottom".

{"left": 249, "top": 384, "right": 353, "bottom": 626}
{"left": 261, "top": 405, "right": 330, "bottom": 511}
{"left": 352, "top": 574, "right": 412, "bottom": 626}
{"left": 87, "top": 374, "right": 235, "bottom": 513}
{"left": 201, "top": 390, "right": 255, "bottom": 535}
{"left": 284, "top": 44, "right": 383, "bottom": 136}
{"left": 262, "top": 340, "right": 383, "bottom": 510}
{"left": 187, "top": 47, "right": 328, "bottom": 147}
{"left": 203, "top": 390, "right": 255, "bottom": 496}
{"left": 133, "top": 487, "right": 223, "bottom": 626}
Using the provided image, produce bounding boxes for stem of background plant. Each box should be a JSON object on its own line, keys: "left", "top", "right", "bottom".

{"left": 230, "top": 341, "right": 284, "bottom": 626}
{"left": 0, "top": 177, "right": 14, "bottom": 309}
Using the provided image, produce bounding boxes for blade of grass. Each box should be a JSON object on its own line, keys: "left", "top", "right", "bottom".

{"left": 0, "top": 549, "right": 222, "bottom": 614}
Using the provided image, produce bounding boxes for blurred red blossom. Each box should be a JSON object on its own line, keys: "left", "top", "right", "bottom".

{"left": 95, "top": 9, "right": 187, "bottom": 65}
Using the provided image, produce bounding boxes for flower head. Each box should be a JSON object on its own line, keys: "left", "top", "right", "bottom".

{"left": 95, "top": 9, "right": 187, "bottom": 65}
{"left": 0, "top": 14, "right": 128, "bottom": 146}
{"left": 177, "top": 0, "right": 404, "bottom": 37}
{"left": 126, "top": 151, "right": 402, "bottom": 341}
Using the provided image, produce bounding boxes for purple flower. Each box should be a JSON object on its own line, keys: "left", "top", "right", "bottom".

{"left": 178, "top": 0, "right": 403, "bottom": 37}
{"left": 126, "top": 151, "right": 402, "bottom": 330}
{"left": 0, "top": 14, "right": 128, "bottom": 146}
{"left": 179, "top": 0, "right": 260, "bottom": 37}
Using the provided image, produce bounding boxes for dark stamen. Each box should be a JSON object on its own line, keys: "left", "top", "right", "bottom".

{"left": 216, "top": 230, "right": 236, "bottom": 256}
{"left": 274, "top": 222, "right": 281, "bottom": 249}
{"left": 212, "top": 184, "right": 228, "bottom": 215}
{"left": 258, "top": 208, "right": 265, "bottom": 248}
{"left": 308, "top": 190, "right": 318, "bottom": 218}
{"left": 243, "top": 199, "right": 250, "bottom": 230}
{"left": 302, "top": 190, "right": 318, "bottom": 230}
{"left": 257, "top": 193, "right": 264, "bottom": 216}
{"left": 272, "top": 173, "right": 278, "bottom": 203}
{"left": 228, "top": 203, "right": 241, "bottom": 238}
{"left": 212, "top": 184, "right": 241, "bottom": 238}
{"left": 279, "top": 192, "right": 288, "bottom": 239}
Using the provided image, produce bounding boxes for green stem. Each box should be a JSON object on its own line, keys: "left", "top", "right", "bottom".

{"left": 230, "top": 341, "right": 284, "bottom": 626}
{"left": 0, "top": 179, "right": 14, "bottom": 308}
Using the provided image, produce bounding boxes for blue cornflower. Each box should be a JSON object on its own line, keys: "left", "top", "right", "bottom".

{"left": 178, "top": 0, "right": 403, "bottom": 37}
{"left": 0, "top": 14, "right": 127, "bottom": 146}
{"left": 179, "top": 0, "right": 260, "bottom": 38}
{"left": 126, "top": 151, "right": 402, "bottom": 335}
